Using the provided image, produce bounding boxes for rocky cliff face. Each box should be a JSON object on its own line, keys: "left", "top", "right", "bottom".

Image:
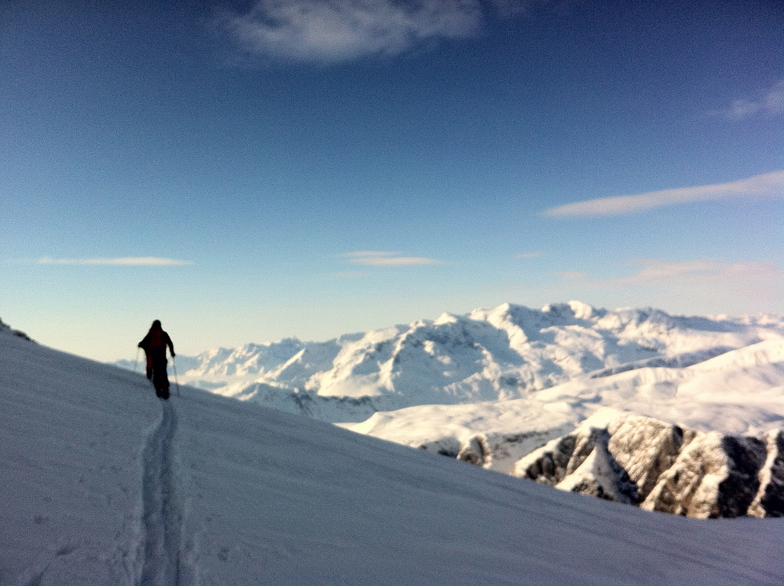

{"left": 512, "top": 414, "right": 783, "bottom": 518}
{"left": 421, "top": 428, "right": 570, "bottom": 475}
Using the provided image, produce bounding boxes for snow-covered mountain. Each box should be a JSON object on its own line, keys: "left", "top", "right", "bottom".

{"left": 340, "top": 336, "right": 784, "bottom": 518}
{"left": 7, "top": 321, "right": 784, "bottom": 584}
{"left": 346, "top": 337, "right": 784, "bottom": 452}
{"left": 113, "top": 302, "right": 784, "bottom": 519}
{"left": 158, "top": 301, "right": 783, "bottom": 423}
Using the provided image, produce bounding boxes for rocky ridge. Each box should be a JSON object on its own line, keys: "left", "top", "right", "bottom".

{"left": 512, "top": 413, "right": 783, "bottom": 518}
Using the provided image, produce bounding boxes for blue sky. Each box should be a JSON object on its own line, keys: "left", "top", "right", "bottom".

{"left": 1, "top": 0, "right": 782, "bottom": 362}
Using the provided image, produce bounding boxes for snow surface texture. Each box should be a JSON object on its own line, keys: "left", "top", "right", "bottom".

{"left": 3, "top": 323, "right": 784, "bottom": 584}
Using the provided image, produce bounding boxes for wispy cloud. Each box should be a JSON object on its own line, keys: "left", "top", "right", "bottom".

{"left": 558, "top": 258, "right": 783, "bottom": 288}
{"left": 342, "top": 251, "right": 440, "bottom": 266}
{"left": 709, "top": 79, "right": 784, "bottom": 120}
{"left": 542, "top": 171, "right": 784, "bottom": 218}
{"left": 36, "top": 257, "right": 193, "bottom": 266}
{"left": 543, "top": 259, "right": 783, "bottom": 314}
{"left": 215, "top": 0, "right": 529, "bottom": 64}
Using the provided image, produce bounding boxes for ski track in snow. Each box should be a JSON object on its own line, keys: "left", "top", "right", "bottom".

{"left": 139, "top": 401, "right": 184, "bottom": 586}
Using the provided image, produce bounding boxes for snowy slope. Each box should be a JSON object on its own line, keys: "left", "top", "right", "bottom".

{"left": 353, "top": 337, "right": 784, "bottom": 442}
{"left": 343, "top": 398, "right": 580, "bottom": 474}
{"left": 155, "top": 302, "right": 783, "bottom": 423}
{"left": 4, "top": 324, "right": 784, "bottom": 584}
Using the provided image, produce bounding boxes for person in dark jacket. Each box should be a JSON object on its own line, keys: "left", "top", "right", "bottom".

{"left": 138, "top": 320, "right": 175, "bottom": 399}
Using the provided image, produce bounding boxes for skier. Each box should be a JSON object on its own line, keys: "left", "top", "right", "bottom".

{"left": 138, "top": 320, "right": 175, "bottom": 400}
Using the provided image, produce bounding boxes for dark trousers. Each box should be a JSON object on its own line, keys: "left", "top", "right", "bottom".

{"left": 151, "top": 357, "right": 170, "bottom": 399}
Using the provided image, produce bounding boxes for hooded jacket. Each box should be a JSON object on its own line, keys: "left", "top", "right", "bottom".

{"left": 138, "top": 322, "right": 175, "bottom": 366}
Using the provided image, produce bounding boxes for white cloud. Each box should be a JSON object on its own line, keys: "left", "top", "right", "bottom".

{"left": 500, "top": 258, "right": 781, "bottom": 315}
{"left": 709, "top": 79, "right": 784, "bottom": 120}
{"left": 36, "top": 257, "right": 193, "bottom": 266}
{"left": 215, "top": 0, "right": 510, "bottom": 63}
{"left": 561, "top": 259, "right": 782, "bottom": 289}
{"left": 542, "top": 171, "right": 784, "bottom": 218}
{"left": 535, "top": 259, "right": 782, "bottom": 316}
{"left": 342, "top": 251, "right": 440, "bottom": 266}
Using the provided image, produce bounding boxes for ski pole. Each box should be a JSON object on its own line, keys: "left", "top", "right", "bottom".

{"left": 173, "top": 357, "right": 180, "bottom": 397}
{"left": 134, "top": 347, "right": 140, "bottom": 373}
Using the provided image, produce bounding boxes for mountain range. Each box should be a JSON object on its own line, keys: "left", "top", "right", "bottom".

{"left": 115, "top": 301, "right": 784, "bottom": 519}
{"left": 123, "top": 301, "right": 783, "bottom": 419}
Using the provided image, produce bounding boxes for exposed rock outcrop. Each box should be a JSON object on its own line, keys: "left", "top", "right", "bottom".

{"left": 744, "top": 429, "right": 783, "bottom": 518}
{"left": 451, "top": 430, "right": 563, "bottom": 473}
{"left": 0, "top": 318, "right": 33, "bottom": 342}
{"left": 513, "top": 413, "right": 783, "bottom": 518}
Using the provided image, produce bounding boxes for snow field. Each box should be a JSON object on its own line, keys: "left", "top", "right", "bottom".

{"left": 2, "top": 326, "right": 783, "bottom": 584}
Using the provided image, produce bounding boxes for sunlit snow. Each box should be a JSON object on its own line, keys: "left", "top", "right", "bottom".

{"left": 3, "top": 319, "right": 783, "bottom": 584}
